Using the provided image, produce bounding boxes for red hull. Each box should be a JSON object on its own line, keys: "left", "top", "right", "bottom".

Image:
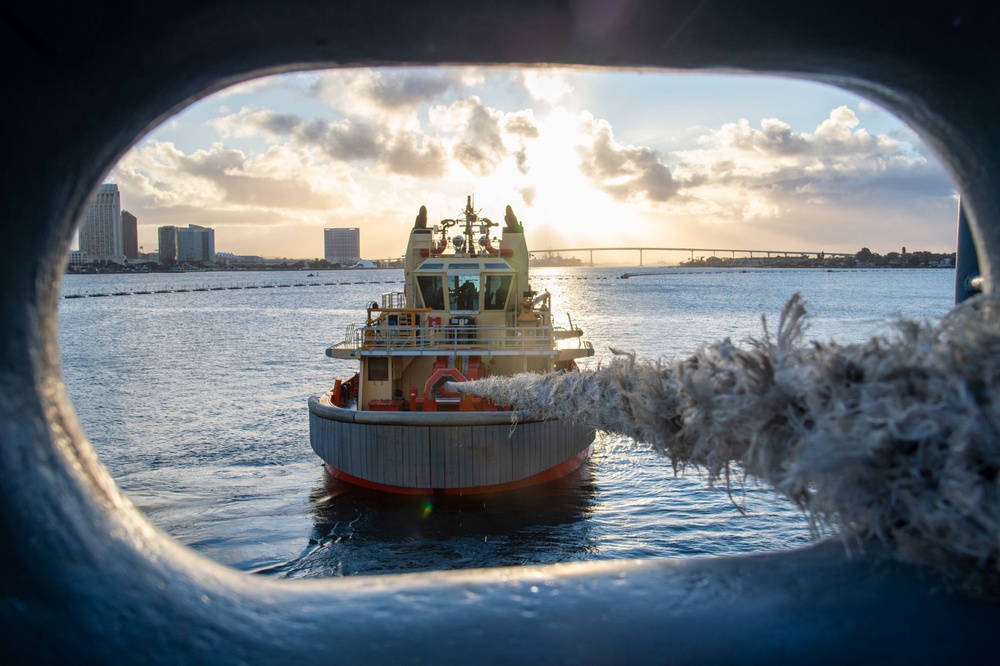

{"left": 324, "top": 446, "right": 592, "bottom": 495}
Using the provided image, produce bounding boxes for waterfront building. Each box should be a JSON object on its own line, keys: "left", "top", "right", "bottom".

{"left": 216, "top": 252, "right": 263, "bottom": 266}
{"left": 121, "top": 210, "right": 138, "bottom": 260}
{"left": 158, "top": 224, "right": 216, "bottom": 264}
{"left": 178, "top": 224, "right": 215, "bottom": 263}
{"left": 324, "top": 227, "right": 361, "bottom": 265}
{"left": 158, "top": 226, "right": 178, "bottom": 264}
{"left": 79, "top": 184, "right": 124, "bottom": 262}
{"left": 67, "top": 250, "right": 90, "bottom": 267}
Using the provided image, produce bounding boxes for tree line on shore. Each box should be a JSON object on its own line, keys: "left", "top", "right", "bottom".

{"left": 681, "top": 247, "right": 954, "bottom": 269}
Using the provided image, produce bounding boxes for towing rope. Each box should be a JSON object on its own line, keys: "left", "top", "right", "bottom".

{"left": 453, "top": 293, "right": 1000, "bottom": 593}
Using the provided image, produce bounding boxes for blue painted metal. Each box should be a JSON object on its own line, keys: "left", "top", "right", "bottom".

{"left": 2, "top": 1, "right": 1000, "bottom": 663}
{"left": 956, "top": 203, "right": 982, "bottom": 303}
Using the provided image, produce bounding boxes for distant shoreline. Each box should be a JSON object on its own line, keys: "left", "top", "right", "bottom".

{"left": 674, "top": 263, "right": 953, "bottom": 269}
{"left": 676, "top": 256, "right": 953, "bottom": 270}
{"left": 65, "top": 266, "right": 391, "bottom": 276}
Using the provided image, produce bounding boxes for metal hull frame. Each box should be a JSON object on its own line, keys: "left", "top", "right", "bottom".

{"left": 308, "top": 393, "right": 595, "bottom": 494}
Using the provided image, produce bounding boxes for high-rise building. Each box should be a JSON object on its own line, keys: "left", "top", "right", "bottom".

{"left": 324, "top": 227, "right": 361, "bottom": 265}
{"left": 79, "top": 184, "right": 124, "bottom": 262}
{"left": 158, "top": 224, "right": 216, "bottom": 264}
{"left": 178, "top": 224, "right": 215, "bottom": 263}
{"left": 158, "top": 226, "right": 178, "bottom": 264}
{"left": 121, "top": 210, "right": 138, "bottom": 260}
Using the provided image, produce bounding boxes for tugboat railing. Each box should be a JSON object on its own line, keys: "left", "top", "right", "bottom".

{"left": 330, "top": 324, "right": 589, "bottom": 355}
{"left": 379, "top": 291, "right": 407, "bottom": 309}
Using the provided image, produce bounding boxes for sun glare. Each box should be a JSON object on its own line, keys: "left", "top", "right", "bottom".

{"left": 517, "top": 110, "right": 625, "bottom": 248}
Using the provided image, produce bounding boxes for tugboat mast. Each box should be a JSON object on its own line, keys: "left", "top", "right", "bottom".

{"left": 440, "top": 194, "right": 498, "bottom": 257}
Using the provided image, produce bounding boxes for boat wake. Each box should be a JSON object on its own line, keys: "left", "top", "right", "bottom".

{"left": 452, "top": 293, "right": 1000, "bottom": 593}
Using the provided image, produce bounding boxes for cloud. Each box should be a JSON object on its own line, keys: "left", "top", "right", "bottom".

{"left": 505, "top": 110, "right": 539, "bottom": 174}
{"left": 209, "top": 108, "right": 446, "bottom": 176}
{"left": 210, "top": 173, "right": 326, "bottom": 209}
{"left": 177, "top": 143, "right": 247, "bottom": 179}
{"left": 429, "top": 97, "right": 539, "bottom": 177}
{"left": 113, "top": 140, "right": 336, "bottom": 212}
{"left": 310, "top": 69, "right": 466, "bottom": 119}
{"left": 566, "top": 103, "right": 953, "bottom": 244}
{"left": 216, "top": 110, "right": 380, "bottom": 161}
{"left": 380, "top": 135, "right": 448, "bottom": 178}
{"left": 672, "top": 106, "right": 954, "bottom": 215}
{"left": 710, "top": 117, "right": 810, "bottom": 156}
{"left": 210, "top": 107, "right": 294, "bottom": 139}
{"left": 520, "top": 70, "right": 574, "bottom": 104}
{"left": 354, "top": 70, "right": 460, "bottom": 109}
{"left": 454, "top": 101, "right": 506, "bottom": 175}
{"left": 304, "top": 119, "right": 382, "bottom": 161}
{"left": 576, "top": 114, "right": 680, "bottom": 202}
{"left": 856, "top": 99, "right": 884, "bottom": 118}
{"left": 256, "top": 112, "right": 303, "bottom": 136}
{"left": 505, "top": 111, "right": 540, "bottom": 138}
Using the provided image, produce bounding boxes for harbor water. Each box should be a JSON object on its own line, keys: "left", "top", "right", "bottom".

{"left": 58, "top": 266, "right": 954, "bottom": 577}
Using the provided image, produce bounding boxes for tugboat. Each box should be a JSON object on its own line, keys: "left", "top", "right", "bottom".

{"left": 308, "top": 196, "right": 596, "bottom": 494}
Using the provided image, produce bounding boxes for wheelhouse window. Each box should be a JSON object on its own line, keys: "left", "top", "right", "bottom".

{"left": 449, "top": 273, "right": 480, "bottom": 312}
{"left": 483, "top": 274, "right": 512, "bottom": 310}
{"left": 417, "top": 275, "right": 445, "bottom": 310}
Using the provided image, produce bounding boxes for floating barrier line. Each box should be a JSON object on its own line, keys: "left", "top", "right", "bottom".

{"left": 60, "top": 274, "right": 620, "bottom": 299}
{"left": 61, "top": 279, "right": 405, "bottom": 299}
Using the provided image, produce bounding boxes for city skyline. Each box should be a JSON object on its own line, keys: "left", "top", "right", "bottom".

{"left": 104, "top": 66, "right": 959, "bottom": 261}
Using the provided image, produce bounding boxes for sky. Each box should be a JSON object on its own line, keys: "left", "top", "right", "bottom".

{"left": 103, "top": 67, "right": 960, "bottom": 262}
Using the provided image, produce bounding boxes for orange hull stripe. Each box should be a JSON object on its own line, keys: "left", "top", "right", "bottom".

{"left": 325, "top": 446, "right": 592, "bottom": 495}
